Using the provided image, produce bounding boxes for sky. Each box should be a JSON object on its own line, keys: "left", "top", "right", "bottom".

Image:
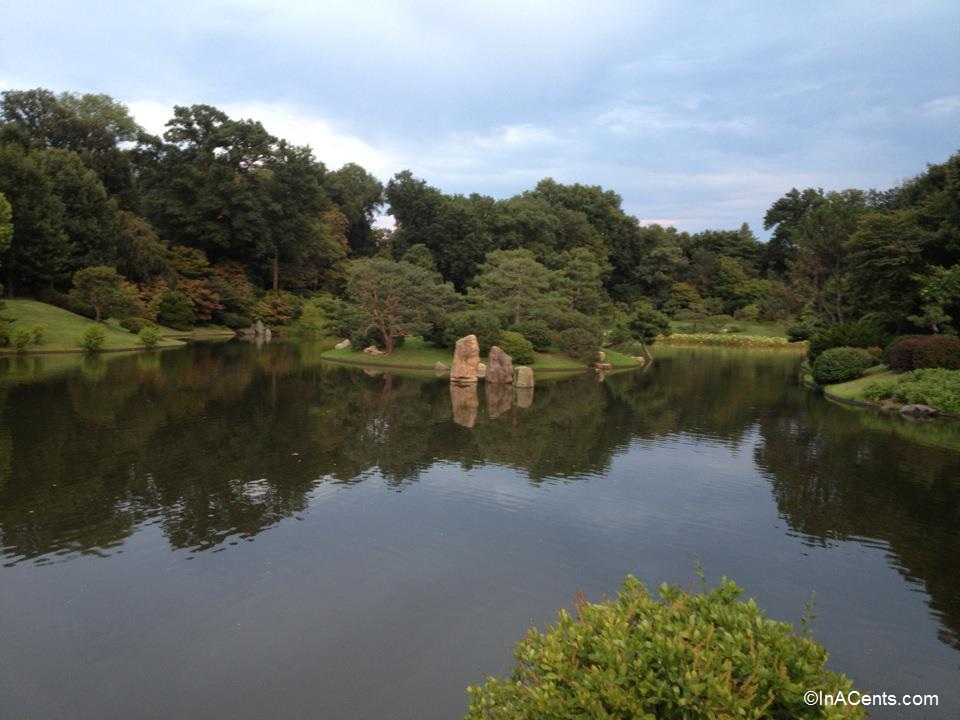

{"left": 2, "top": 0, "right": 958, "bottom": 234}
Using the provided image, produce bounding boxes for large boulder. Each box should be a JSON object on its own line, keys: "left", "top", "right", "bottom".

{"left": 514, "top": 366, "right": 535, "bottom": 388}
{"left": 486, "top": 346, "right": 514, "bottom": 384}
{"left": 450, "top": 383, "right": 479, "bottom": 428}
{"left": 899, "top": 403, "right": 937, "bottom": 416}
{"left": 450, "top": 334, "right": 480, "bottom": 384}
{"left": 334, "top": 338, "right": 351, "bottom": 350}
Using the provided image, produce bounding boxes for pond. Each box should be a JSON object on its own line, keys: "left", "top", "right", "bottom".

{"left": 1, "top": 341, "right": 958, "bottom": 719}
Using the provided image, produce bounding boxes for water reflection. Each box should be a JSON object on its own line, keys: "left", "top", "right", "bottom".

{"left": 1, "top": 342, "right": 959, "bottom": 657}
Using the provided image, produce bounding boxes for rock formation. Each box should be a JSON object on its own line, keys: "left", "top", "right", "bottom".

{"left": 450, "top": 334, "right": 480, "bottom": 384}
{"left": 514, "top": 366, "right": 534, "bottom": 388}
{"left": 334, "top": 339, "right": 351, "bottom": 350}
{"left": 363, "top": 345, "right": 385, "bottom": 356}
{"left": 486, "top": 346, "right": 514, "bottom": 384}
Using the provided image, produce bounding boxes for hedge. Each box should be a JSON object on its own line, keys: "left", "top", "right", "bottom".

{"left": 812, "top": 347, "right": 875, "bottom": 385}
{"left": 888, "top": 335, "right": 960, "bottom": 372}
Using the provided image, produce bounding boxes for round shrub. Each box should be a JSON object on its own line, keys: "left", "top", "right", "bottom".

{"left": 0, "top": 324, "right": 9, "bottom": 347}
{"left": 12, "top": 326, "right": 33, "bottom": 351}
{"left": 465, "top": 576, "right": 864, "bottom": 720}
{"left": 221, "top": 312, "right": 253, "bottom": 330}
{"left": 138, "top": 326, "right": 161, "bottom": 349}
{"left": 807, "top": 321, "right": 889, "bottom": 361}
{"left": 888, "top": 335, "right": 960, "bottom": 372}
{"left": 157, "top": 291, "right": 196, "bottom": 331}
{"left": 559, "top": 327, "right": 602, "bottom": 364}
{"left": 31, "top": 324, "right": 45, "bottom": 345}
{"left": 497, "top": 330, "right": 535, "bottom": 364}
{"left": 443, "top": 310, "right": 502, "bottom": 353}
{"left": 812, "top": 347, "right": 875, "bottom": 385}
{"left": 120, "top": 316, "right": 152, "bottom": 334}
{"left": 510, "top": 320, "right": 551, "bottom": 351}
{"left": 786, "top": 324, "right": 813, "bottom": 343}
{"left": 79, "top": 325, "right": 106, "bottom": 353}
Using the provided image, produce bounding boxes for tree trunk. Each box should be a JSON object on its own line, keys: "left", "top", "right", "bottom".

{"left": 384, "top": 331, "right": 394, "bottom": 355}
{"left": 272, "top": 252, "right": 279, "bottom": 292}
{"left": 95, "top": 305, "right": 102, "bottom": 323}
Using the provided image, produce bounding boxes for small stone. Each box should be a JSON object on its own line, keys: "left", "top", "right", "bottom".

{"left": 334, "top": 339, "right": 351, "bottom": 350}
{"left": 514, "top": 366, "right": 534, "bottom": 388}
{"left": 477, "top": 362, "right": 487, "bottom": 378}
{"left": 596, "top": 362, "right": 613, "bottom": 371}
{"left": 363, "top": 345, "right": 385, "bottom": 356}
{"left": 597, "top": 350, "right": 606, "bottom": 362}
{"left": 899, "top": 403, "right": 937, "bottom": 416}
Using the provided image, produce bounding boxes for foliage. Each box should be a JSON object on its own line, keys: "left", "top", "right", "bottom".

{"left": 78, "top": 324, "right": 106, "bottom": 352}
{"left": 120, "top": 316, "right": 152, "bottom": 334}
{"left": 812, "top": 347, "right": 875, "bottom": 385}
{"left": 441, "top": 310, "right": 502, "bottom": 354}
{"left": 221, "top": 312, "right": 253, "bottom": 330}
{"left": 254, "top": 291, "right": 302, "bottom": 326}
{"left": 465, "top": 575, "right": 864, "bottom": 720}
{"left": 31, "top": 324, "right": 45, "bottom": 344}
{"left": 68, "top": 265, "right": 138, "bottom": 322}
{"left": 156, "top": 291, "right": 196, "bottom": 331}
{"left": 497, "top": 330, "right": 535, "bottom": 364}
{"left": 12, "top": 326, "right": 33, "bottom": 350}
{"left": 510, "top": 320, "right": 552, "bottom": 351}
{"left": 787, "top": 324, "right": 814, "bottom": 342}
{"left": 0, "top": 191, "right": 12, "bottom": 256}
{"left": 469, "top": 248, "right": 554, "bottom": 325}
{"left": 177, "top": 278, "right": 223, "bottom": 322}
{"left": 660, "top": 333, "right": 800, "bottom": 348}
{"left": 628, "top": 302, "right": 671, "bottom": 342}
{"left": 807, "top": 321, "right": 890, "bottom": 361}
{"left": 559, "top": 327, "right": 602, "bottom": 364}
{"left": 888, "top": 335, "right": 960, "bottom": 372}
{"left": 137, "top": 326, "right": 161, "bottom": 349}
{"left": 0, "top": 323, "right": 7, "bottom": 347}
{"left": 863, "top": 369, "right": 960, "bottom": 414}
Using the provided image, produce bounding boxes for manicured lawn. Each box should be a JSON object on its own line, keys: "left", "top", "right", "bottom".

{"left": 323, "top": 337, "right": 641, "bottom": 370}
{"left": 1, "top": 299, "right": 185, "bottom": 353}
{"left": 824, "top": 366, "right": 893, "bottom": 401}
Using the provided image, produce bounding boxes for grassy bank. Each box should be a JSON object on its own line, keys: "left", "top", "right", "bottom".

{"left": 660, "top": 332, "right": 803, "bottom": 348}
{"left": 822, "top": 366, "right": 894, "bottom": 402}
{"left": 322, "top": 337, "right": 641, "bottom": 371}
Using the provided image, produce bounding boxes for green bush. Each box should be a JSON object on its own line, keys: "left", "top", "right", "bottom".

{"left": 559, "top": 327, "right": 601, "bottom": 364}
{"left": 120, "top": 316, "right": 152, "bottom": 334}
{"left": 864, "top": 369, "right": 960, "bottom": 413}
{"left": 497, "top": 330, "right": 535, "bottom": 364}
{"left": 786, "top": 324, "right": 814, "bottom": 343}
{"left": 0, "top": 324, "right": 8, "bottom": 347}
{"left": 888, "top": 335, "right": 960, "bottom": 372}
{"left": 254, "top": 291, "right": 303, "bottom": 326}
{"left": 79, "top": 325, "right": 106, "bottom": 353}
{"left": 443, "top": 310, "right": 502, "bottom": 353}
{"left": 31, "top": 324, "right": 45, "bottom": 345}
{"left": 12, "top": 326, "right": 33, "bottom": 351}
{"left": 807, "top": 321, "right": 890, "bottom": 361}
{"left": 221, "top": 312, "right": 253, "bottom": 330}
{"left": 510, "top": 320, "right": 551, "bottom": 351}
{"left": 156, "top": 291, "right": 196, "bottom": 331}
{"left": 465, "top": 575, "right": 863, "bottom": 720}
{"left": 138, "top": 326, "right": 161, "bottom": 349}
{"left": 812, "top": 347, "right": 875, "bottom": 385}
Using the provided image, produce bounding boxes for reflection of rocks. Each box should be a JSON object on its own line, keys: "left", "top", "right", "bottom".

{"left": 334, "top": 339, "right": 351, "bottom": 350}
{"left": 434, "top": 361, "right": 449, "bottom": 376}
{"left": 450, "top": 334, "right": 480, "bottom": 384}
{"left": 597, "top": 351, "right": 605, "bottom": 362}
{"left": 595, "top": 363, "right": 613, "bottom": 371}
{"left": 515, "top": 385, "right": 534, "bottom": 408}
{"left": 485, "top": 381, "right": 512, "bottom": 419}
{"left": 363, "top": 369, "right": 384, "bottom": 378}
{"left": 486, "top": 346, "right": 514, "bottom": 384}
{"left": 514, "top": 366, "right": 534, "bottom": 388}
{"left": 477, "top": 362, "right": 487, "bottom": 379}
{"left": 363, "top": 345, "right": 384, "bottom": 356}
{"left": 450, "top": 382, "right": 479, "bottom": 427}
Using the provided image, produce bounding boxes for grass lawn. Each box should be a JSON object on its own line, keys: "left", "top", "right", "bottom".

{"left": 823, "top": 366, "right": 894, "bottom": 401}
{"left": 322, "top": 337, "right": 641, "bottom": 371}
{"left": 1, "top": 299, "right": 187, "bottom": 353}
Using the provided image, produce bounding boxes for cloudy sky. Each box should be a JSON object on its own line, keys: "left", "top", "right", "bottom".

{"left": 2, "top": 0, "right": 957, "bottom": 233}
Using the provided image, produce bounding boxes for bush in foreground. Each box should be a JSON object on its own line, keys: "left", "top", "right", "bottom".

{"left": 157, "top": 291, "right": 196, "bottom": 331}
{"left": 888, "top": 335, "right": 960, "bottom": 372}
{"left": 465, "top": 576, "right": 863, "bottom": 720}
{"left": 79, "top": 325, "right": 106, "bottom": 353}
{"left": 812, "top": 347, "right": 875, "bottom": 385}
{"left": 864, "top": 369, "right": 960, "bottom": 414}
{"left": 807, "top": 322, "right": 889, "bottom": 362}
{"left": 497, "top": 330, "right": 535, "bottom": 364}
{"left": 12, "top": 326, "right": 33, "bottom": 350}
{"left": 138, "top": 326, "right": 161, "bottom": 349}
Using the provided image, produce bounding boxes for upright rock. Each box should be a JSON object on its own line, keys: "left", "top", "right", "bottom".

{"left": 514, "top": 366, "right": 534, "bottom": 388}
{"left": 486, "top": 346, "right": 514, "bottom": 384}
{"left": 255, "top": 319, "right": 266, "bottom": 336}
{"left": 450, "top": 334, "right": 480, "bottom": 384}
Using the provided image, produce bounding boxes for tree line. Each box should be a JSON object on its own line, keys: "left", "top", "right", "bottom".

{"left": 1, "top": 87, "right": 958, "bottom": 351}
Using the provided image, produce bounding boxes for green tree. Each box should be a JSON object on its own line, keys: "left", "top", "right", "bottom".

{"left": 469, "top": 249, "right": 555, "bottom": 325}
{"left": 345, "top": 258, "right": 453, "bottom": 354}
{"left": 0, "top": 191, "right": 12, "bottom": 258}
{"left": 554, "top": 247, "right": 610, "bottom": 315}
{"left": 325, "top": 162, "right": 383, "bottom": 257}
{"left": 763, "top": 187, "right": 825, "bottom": 277}
{"left": 629, "top": 301, "right": 671, "bottom": 359}
{"left": 68, "top": 266, "right": 135, "bottom": 322}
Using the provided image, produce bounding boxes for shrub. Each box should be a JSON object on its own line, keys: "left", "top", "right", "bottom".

{"left": 510, "top": 320, "right": 551, "bottom": 351}
{"left": 254, "top": 291, "right": 303, "bottom": 326}
{"left": 156, "top": 291, "right": 196, "bottom": 331}
{"left": 812, "top": 347, "right": 875, "bottom": 385}
{"left": 559, "top": 327, "right": 602, "bottom": 364}
{"left": 734, "top": 303, "right": 760, "bottom": 321}
{"left": 465, "top": 575, "right": 864, "bottom": 720}
{"left": 443, "top": 310, "right": 502, "bottom": 353}
{"left": 807, "top": 321, "right": 890, "bottom": 361}
{"left": 12, "top": 326, "right": 33, "bottom": 351}
{"left": 864, "top": 369, "right": 960, "bottom": 414}
{"left": 221, "top": 312, "right": 253, "bottom": 330}
{"left": 79, "top": 325, "right": 106, "bottom": 353}
{"left": 31, "top": 324, "right": 45, "bottom": 345}
{"left": 786, "top": 324, "right": 813, "bottom": 343}
{"left": 888, "top": 335, "right": 960, "bottom": 372}
{"left": 138, "top": 326, "right": 161, "bottom": 349}
{"left": 497, "top": 330, "right": 535, "bottom": 364}
{"left": 120, "top": 316, "right": 152, "bottom": 334}
{"left": 0, "top": 324, "right": 8, "bottom": 347}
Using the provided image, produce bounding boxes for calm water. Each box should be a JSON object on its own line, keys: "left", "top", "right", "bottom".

{"left": 1, "top": 341, "right": 959, "bottom": 719}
